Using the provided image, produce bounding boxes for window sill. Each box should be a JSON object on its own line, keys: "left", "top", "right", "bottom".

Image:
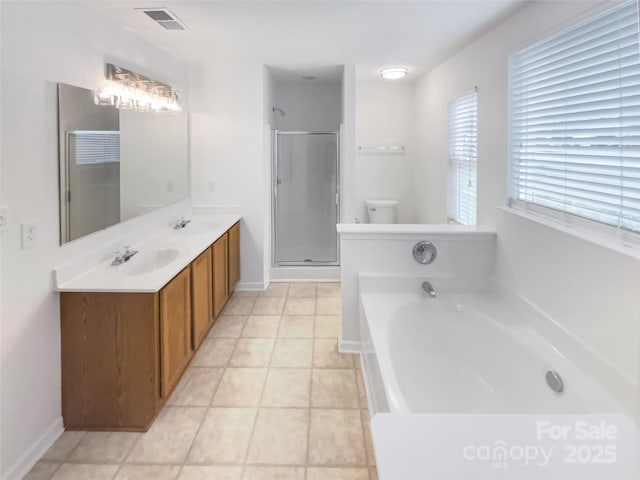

{"left": 499, "top": 206, "right": 640, "bottom": 261}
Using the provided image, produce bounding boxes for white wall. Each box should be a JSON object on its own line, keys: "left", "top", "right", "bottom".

{"left": 413, "top": 0, "right": 605, "bottom": 225}
{"left": 412, "top": 0, "right": 639, "bottom": 415}
{"left": 272, "top": 82, "right": 341, "bottom": 131}
{"left": 355, "top": 82, "right": 416, "bottom": 223}
{"left": 496, "top": 209, "right": 640, "bottom": 417}
{"left": 0, "top": 3, "right": 189, "bottom": 478}
{"left": 120, "top": 111, "right": 189, "bottom": 220}
{"left": 339, "top": 225, "right": 496, "bottom": 349}
{"left": 189, "top": 63, "right": 268, "bottom": 290}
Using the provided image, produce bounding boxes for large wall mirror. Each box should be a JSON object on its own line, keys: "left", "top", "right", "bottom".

{"left": 57, "top": 82, "right": 189, "bottom": 244}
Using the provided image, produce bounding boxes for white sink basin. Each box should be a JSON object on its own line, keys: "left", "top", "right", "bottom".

{"left": 123, "top": 248, "right": 182, "bottom": 276}
{"left": 178, "top": 222, "right": 219, "bottom": 236}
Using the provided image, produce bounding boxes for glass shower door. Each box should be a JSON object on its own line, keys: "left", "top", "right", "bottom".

{"left": 274, "top": 131, "right": 339, "bottom": 265}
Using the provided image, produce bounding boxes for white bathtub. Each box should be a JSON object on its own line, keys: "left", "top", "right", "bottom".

{"left": 358, "top": 274, "right": 624, "bottom": 416}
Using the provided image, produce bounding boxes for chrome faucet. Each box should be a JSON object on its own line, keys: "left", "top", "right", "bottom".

{"left": 173, "top": 217, "right": 192, "bottom": 229}
{"left": 422, "top": 281, "right": 436, "bottom": 298}
{"left": 111, "top": 246, "right": 139, "bottom": 266}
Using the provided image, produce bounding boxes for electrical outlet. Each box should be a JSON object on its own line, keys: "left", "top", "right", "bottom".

{"left": 0, "top": 207, "right": 8, "bottom": 233}
{"left": 21, "top": 220, "right": 38, "bottom": 249}
{"left": 166, "top": 180, "right": 175, "bottom": 192}
{"left": 208, "top": 180, "right": 215, "bottom": 192}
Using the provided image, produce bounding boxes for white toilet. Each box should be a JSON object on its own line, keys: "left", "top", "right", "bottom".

{"left": 366, "top": 199, "right": 398, "bottom": 224}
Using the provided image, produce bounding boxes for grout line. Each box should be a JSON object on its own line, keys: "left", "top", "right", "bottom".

{"left": 180, "top": 332, "right": 239, "bottom": 468}
{"left": 241, "top": 319, "right": 280, "bottom": 473}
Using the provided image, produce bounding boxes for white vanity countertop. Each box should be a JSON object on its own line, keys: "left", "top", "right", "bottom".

{"left": 55, "top": 214, "right": 241, "bottom": 293}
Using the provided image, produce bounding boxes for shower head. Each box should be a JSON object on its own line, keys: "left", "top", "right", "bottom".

{"left": 273, "top": 106, "right": 286, "bottom": 117}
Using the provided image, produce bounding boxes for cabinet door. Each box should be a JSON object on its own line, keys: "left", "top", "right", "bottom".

{"left": 160, "top": 267, "right": 192, "bottom": 397}
{"left": 212, "top": 233, "right": 229, "bottom": 318}
{"left": 191, "top": 247, "right": 213, "bottom": 350}
{"left": 228, "top": 222, "right": 241, "bottom": 293}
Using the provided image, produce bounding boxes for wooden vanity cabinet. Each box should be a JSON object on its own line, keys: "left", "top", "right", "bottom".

{"left": 60, "top": 266, "right": 192, "bottom": 431}
{"left": 159, "top": 267, "right": 193, "bottom": 397}
{"left": 60, "top": 222, "right": 240, "bottom": 431}
{"left": 191, "top": 247, "right": 213, "bottom": 350}
{"left": 212, "top": 233, "right": 229, "bottom": 318}
{"left": 228, "top": 222, "right": 240, "bottom": 293}
{"left": 61, "top": 291, "right": 160, "bottom": 431}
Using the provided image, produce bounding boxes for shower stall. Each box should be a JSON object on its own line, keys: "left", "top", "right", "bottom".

{"left": 272, "top": 131, "right": 340, "bottom": 266}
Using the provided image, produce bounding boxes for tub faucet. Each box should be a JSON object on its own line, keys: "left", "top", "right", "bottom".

{"left": 173, "top": 217, "right": 192, "bottom": 229}
{"left": 422, "top": 281, "right": 436, "bottom": 298}
{"left": 112, "top": 246, "right": 138, "bottom": 266}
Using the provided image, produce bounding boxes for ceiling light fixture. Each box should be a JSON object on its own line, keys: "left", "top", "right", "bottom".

{"left": 94, "top": 63, "right": 181, "bottom": 113}
{"left": 380, "top": 67, "right": 408, "bottom": 80}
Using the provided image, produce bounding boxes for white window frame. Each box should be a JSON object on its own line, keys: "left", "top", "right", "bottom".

{"left": 507, "top": 0, "right": 640, "bottom": 245}
{"left": 448, "top": 88, "right": 478, "bottom": 225}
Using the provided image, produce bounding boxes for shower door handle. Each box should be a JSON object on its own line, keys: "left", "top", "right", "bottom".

{"left": 277, "top": 178, "right": 282, "bottom": 185}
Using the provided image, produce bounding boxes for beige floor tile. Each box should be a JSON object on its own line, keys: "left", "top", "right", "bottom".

{"left": 243, "top": 467, "right": 305, "bottom": 480}
{"left": 209, "top": 315, "right": 247, "bottom": 338}
{"left": 24, "top": 461, "right": 60, "bottom": 480}
{"left": 316, "top": 297, "right": 342, "bottom": 315}
{"left": 313, "top": 339, "right": 354, "bottom": 368}
{"left": 369, "top": 467, "right": 378, "bottom": 480}
{"left": 251, "top": 297, "right": 285, "bottom": 315}
{"left": 283, "top": 298, "right": 316, "bottom": 315}
{"left": 127, "top": 407, "right": 205, "bottom": 463}
{"left": 311, "top": 369, "right": 358, "bottom": 408}
{"left": 192, "top": 338, "right": 236, "bottom": 367}
{"left": 114, "top": 465, "right": 181, "bottom": 480}
{"left": 308, "top": 409, "right": 366, "bottom": 466}
{"left": 259, "top": 282, "right": 290, "bottom": 297}
{"left": 270, "top": 339, "right": 313, "bottom": 368}
{"left": 306, "top": 468, "right": 369, "bottom": 480}
{"left": 42, "top": 431, "right": 85, "bottom": 461}
{"left": 51, "top": 464, "right": 119, "bottom": 480}
{"left": 223, "top": 297, "right": 256, "bottom": 315}
{"left": 167, "top": 367, "right": 224, "bottom": 406}
{"left": 68, "top": 432, "right": 140, "bottom": 463}
{"left": 314, "top": 315, "right": 341, "bottom": 338}
{"left": 288, "top": 283, "right": 317, "bottom": 297}
{"left": 355, "top": 369, "right": 368, "bottom": 409}
{"left": 242, "top": 315, "right": 281, "bottom": 338}
{"left": 187, "top": 408, "right": 256, "bottom": 464}
{"left": 212, "top": 368, "right": 267, "bottom": 407}
{"left": 361, "top": 410, "right": 376, "bottom": 466}
{"left": 233, "top": 291, "right": 259, "bottom": 298}
{"left": 179, "top": 466, "right": 243, "bottom": 480}
{"left": 246, "top": 408, "right": 308, "bottom": 465}
{"left": 261, "top": 368, "right": 311, "bottom": 407}
{"left": 279, "top": 315, "right": 314, "bottom": 338}
{"left": 317, "top": 283, "right": 341, "bottom": 298}
{"left": 230, "top": 339, "right": 274, "bottom": 367}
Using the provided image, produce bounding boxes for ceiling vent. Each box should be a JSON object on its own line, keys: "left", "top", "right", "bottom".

{"left": 139, "top": 8, "right": 187, "bottom": 31}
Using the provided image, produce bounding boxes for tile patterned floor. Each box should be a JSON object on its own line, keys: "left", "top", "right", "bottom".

{"left": 27, "top": 282, "right": 378, "bottom": 480}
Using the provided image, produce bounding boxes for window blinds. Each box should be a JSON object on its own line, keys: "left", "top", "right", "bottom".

{"left": 70, "top": 130, "right": 120, "bottom": 165}
{"left": 448, "top": 88, "right": 478, "bottom": 225}
{"left": 509, "top": 0, "right": 640, "bottom": 233}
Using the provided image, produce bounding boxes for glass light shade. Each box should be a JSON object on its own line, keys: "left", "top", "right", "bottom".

{"left": 380, "top": 67, "right": 408, "bottom": 80}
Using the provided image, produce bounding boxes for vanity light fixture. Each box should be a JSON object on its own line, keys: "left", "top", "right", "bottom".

{"left": 380, "top": 67, "right": 408, "bottom": 80}
{"left": 94, "top": 63, "right": 181, "bottom": 113}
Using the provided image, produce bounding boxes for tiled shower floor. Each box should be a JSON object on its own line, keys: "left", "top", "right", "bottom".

{"left": 27, "top": 283, "right": 378, "bottom": 480}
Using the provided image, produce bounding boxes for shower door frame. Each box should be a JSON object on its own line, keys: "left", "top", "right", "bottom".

{"left": 272, "top": 130, "right": 341, "bottom": 267}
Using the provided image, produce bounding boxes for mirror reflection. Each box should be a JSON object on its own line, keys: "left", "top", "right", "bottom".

{"left": 57, "top": 82, "right": 188, "bottom": 244}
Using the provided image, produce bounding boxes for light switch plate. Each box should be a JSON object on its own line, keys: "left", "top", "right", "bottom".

{"left": 0, "top": 207, "right": 7, "bottom": 233}
{"left": 21, "top": 220, "right": 38, "bottom": 249}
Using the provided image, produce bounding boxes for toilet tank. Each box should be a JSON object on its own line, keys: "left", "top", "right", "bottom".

{"left": 366, "top": 200, "right": 398, "bottom": 224}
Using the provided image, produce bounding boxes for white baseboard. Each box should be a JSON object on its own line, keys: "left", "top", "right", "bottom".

{"left": 2, "top": 416, "right": 63, "bottom": 480}
{"left": 270, "top": 266, "right": 340, "bottom": 281}
{"left": 235, "top": 281, "right": 268, "bottom": 291}
{"left": 338, "top": 337, "right": 361, "bottom": 354}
